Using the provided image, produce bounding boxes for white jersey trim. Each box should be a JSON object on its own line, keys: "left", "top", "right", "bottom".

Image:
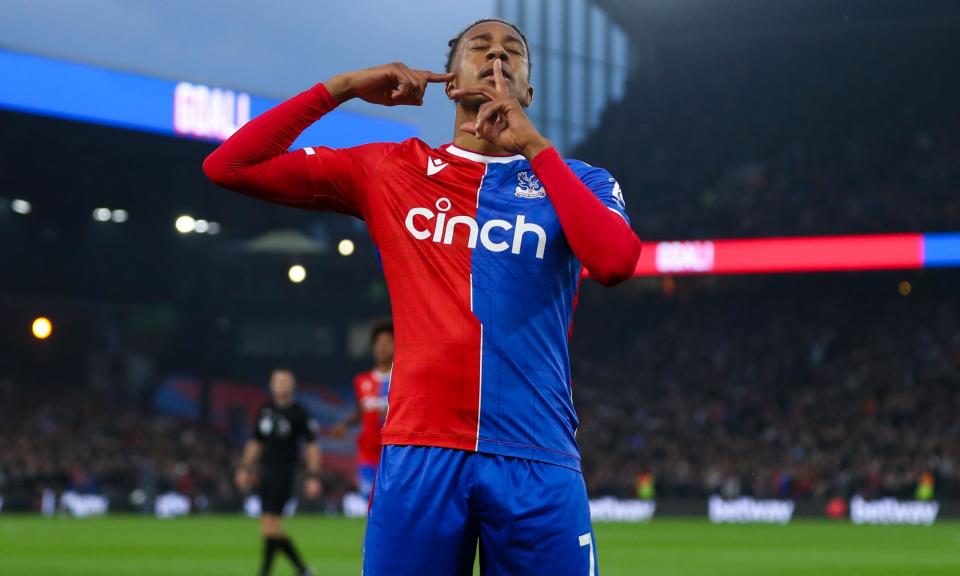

{"left": 471, "top": 163, "right": 489, "bottom": 450}
{"left": 446, "top": 144, "right": 524, "bottom": 165}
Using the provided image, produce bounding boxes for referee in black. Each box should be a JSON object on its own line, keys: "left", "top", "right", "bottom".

{"left": 236, "top": 368, "right": 322, "bottom": 576}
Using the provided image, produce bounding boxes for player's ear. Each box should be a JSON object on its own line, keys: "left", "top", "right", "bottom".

{"left": 521, "top": 85, "right": 534, "bottom": 108}
{"left": 446, "top": 77, "right": 457, "bottom": 100}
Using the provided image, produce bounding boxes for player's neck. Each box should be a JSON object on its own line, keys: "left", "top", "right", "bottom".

{"left": 452, "top": 107, "right": 513, "bottom": 157}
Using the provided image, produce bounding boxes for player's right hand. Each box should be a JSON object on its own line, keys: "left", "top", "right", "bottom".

{"left": 325, "top": 63, "right": 454, "bottom": 107}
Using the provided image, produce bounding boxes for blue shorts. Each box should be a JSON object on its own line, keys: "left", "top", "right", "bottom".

{"left": 363, "top": 445, "right": 598, "bottom": 575}
{"left": 358, "top": 463, "right": 377, "bottom": 499}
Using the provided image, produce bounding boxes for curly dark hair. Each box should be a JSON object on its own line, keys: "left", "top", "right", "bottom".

{"left": 445, "top": 18, "right": 531, "bottom": 74}
{"left": 370, "top": 318, "right": 394, "bottom": 347}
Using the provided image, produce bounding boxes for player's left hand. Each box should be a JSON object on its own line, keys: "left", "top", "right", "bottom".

{"left": 449, "top": 60, "right": 552, "bottom": 159}
{"left": 304, "top": 477, "right": 322, "bottom": 499}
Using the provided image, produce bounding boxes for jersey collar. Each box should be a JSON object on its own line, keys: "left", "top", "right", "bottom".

{"left": 443, "top": 144, "right": 524, "bottom": 164}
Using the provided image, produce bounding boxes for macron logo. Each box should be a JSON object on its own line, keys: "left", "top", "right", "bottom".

{"left": 427, "top": 157, "right": 449, "bottom": 176}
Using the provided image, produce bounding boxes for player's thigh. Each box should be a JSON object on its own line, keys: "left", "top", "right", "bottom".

{"left": 363, "top": 446, "right": 478, "bottom": 576}
{"left": 477, "top": 457, "right": 598, "bottom": 576}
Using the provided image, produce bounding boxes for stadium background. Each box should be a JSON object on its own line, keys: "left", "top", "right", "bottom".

{"left": 2, "top": 1, "right": 959, "bottom": 574}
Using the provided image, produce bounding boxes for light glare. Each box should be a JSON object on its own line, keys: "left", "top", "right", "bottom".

{"left": 338, "top": 239, "right": 356, "bottom": 256}
{"left": 12, "top": 199, "right": 31, "bottom": 215}
{"left": 32, "top": 317, "right": 53, "bottom": 340}
{"left": 175, "top": 215, "right": 196, "bottom": 234}
{"left": 288, "top": 264, "right": 306, "bottom": 283}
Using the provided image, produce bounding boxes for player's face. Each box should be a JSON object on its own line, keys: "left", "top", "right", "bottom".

{"left": 449, "top": 21, "right": 533, "bottom": 108}
{"left": 372, "top": 332, "right": 394, "bottom": 366}
{"left": 270, "top": 370, "right": 296, "bottom": 406}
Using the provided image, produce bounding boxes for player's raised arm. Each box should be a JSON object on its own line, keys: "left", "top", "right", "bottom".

{"left": 202, "top": 82, "right": 338, "bottom": 207}
{"left": 529, "top": 149, "right": 641, "bottom": 286}
{"left": 452, "top": 60, "right": 641, "bottom": 286}
{"left": 202, "top": 64, "right": 452, "bottom": 217}
{"left": 325, "top": 63, "right": 454, "bottom": 108}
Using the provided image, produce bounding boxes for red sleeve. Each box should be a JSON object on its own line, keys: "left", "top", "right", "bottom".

{"left": 202, "top": 82, "right": 394, "bottom": 219}
{"left": 352, "top": 374, "right": 363, "bottom": 400}
{"left": 531, "top": 147, "right": 642, "bottom": 286}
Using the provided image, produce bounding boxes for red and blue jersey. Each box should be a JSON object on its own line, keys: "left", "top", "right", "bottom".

{"left": 204, "top": 83, "right": 640, "bottom": 472}
{"left": 367, "top": 140, "right": 629, "bottom": 470}
{"left": 354, "top": 368, "right": 389, "bottom": 466}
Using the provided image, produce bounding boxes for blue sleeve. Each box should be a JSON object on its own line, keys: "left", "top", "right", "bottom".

{"left": 567, "top": 161, "right": 630, "bottom": 224}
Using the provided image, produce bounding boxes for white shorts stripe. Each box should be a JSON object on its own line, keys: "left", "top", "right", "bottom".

{"left": 579, "top": 533, "right": 595, "bottom": 576}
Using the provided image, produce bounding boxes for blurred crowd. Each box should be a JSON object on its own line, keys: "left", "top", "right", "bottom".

{"left": 574, "top": 285, "right": 960, "bottom": 501}
{"left": 0, "top": 381, "right": 355, "bottom": 512}
{"left": 0, "top": 384, "right": 239, "bottom": 510}
{"left": 4, "top": 283, "right": 956, "bottom": 508}
{"left": 565, "top": 29, "right": 960, "bottom": 501}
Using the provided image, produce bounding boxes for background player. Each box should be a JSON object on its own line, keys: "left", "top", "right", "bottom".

{"left": 236, "top": 369, "right": 322, "bottom": 576}
{"left": 205, "top": 18, "right": 641, "bottom": 575}
{"left": 331, "top": 319, "right": 393, "bottom": 499}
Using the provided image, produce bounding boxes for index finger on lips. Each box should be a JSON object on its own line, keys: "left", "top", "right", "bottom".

{"left": 493, "top": 59, "right": 507, "bottom": 94}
